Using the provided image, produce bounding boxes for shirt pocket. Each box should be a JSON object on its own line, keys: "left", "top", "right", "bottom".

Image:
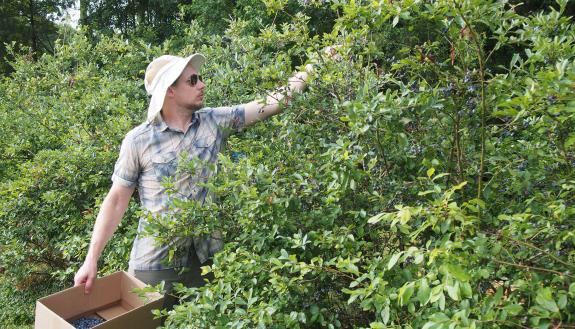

{"left": 151, "top": 151, "right": 177, "bottom": 181}
{"left": 191, "top": 135, "right": 216, "bottom": 161}
{"left": 194, "top": 135, "right": 215, "bottom": 148}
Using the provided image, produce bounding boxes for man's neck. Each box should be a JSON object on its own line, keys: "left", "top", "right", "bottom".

{"left": 161, "top": 106, "right": 198, "bottom": 132}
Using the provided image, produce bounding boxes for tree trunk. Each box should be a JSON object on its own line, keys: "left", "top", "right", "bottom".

{"left": 137, "top": 0, "right": 147, "bottom": 26}
{"left": 79, "top": 0, "right": 88, "bottom": 26}
{"left": 28, "top": 0, "right": 38, "bottom": 60}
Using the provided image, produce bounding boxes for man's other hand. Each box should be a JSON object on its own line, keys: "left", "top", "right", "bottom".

{"left": 74, "top": 261, "right": 98, "bottom": 294}
{"left": 323, "top": 45, "right": 343, "bottom": 62}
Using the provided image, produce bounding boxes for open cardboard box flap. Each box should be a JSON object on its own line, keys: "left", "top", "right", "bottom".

{"left": 35, "top": 271, "right": 163, "bottom": 329}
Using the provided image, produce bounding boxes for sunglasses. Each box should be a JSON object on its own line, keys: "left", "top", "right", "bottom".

{"left": 186, "top": 74, "right": 203, "bottom": 86}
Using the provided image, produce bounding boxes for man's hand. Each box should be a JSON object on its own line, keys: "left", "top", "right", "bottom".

{"left": 74, "top": 260, "right": 98, "bottom": 294}
{"left": 307, "top": 45, "right": 343, "bottom": 69}
{"left": 323, "top": 45, "right": 343, "bottom": 62}
{"left": 243, "top": 44, "right": 342, "bottom": 126}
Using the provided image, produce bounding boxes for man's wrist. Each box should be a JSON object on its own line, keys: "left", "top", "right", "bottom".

{"left": 85, "top": 251, "right": 99, "bottom": 264}
{"left": 294, "top": 71, "right": 308, "bottom": 82}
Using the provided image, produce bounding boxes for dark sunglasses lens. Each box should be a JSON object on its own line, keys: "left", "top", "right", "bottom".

{"left": 189, "top": 74, "right": 203, "bottom": 86}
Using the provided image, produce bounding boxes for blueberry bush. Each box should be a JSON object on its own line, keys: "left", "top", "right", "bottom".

{"left": 0, "top": 0, "right": 574, "bottom": 328}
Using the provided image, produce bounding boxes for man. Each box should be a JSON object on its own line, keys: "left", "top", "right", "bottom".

{"left": 73, "top": 52, "right": 316, "bottom": 309}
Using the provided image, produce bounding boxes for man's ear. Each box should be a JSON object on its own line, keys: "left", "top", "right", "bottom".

{"left": 166, "top": 85, "right": 175, "bottom": 98}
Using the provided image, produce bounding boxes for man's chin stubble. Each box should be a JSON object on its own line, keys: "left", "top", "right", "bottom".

{"left": 189, "top": 103, "right": 203, "bottom": 112}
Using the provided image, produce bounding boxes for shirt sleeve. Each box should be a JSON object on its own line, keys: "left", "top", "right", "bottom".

{"left": 210, "top": 105, "right": 246, "bottom": 134}
{"left": 111, "top": 134, "right": 140, "bottom": 187}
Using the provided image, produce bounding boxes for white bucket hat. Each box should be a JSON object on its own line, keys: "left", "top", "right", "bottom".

{"left": 144, "top": 53, "right": 206, "bottom": 122}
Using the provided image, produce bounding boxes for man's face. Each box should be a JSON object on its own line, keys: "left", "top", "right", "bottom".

{"left": 169, "top": 65, "right": 205, "bottom": 111}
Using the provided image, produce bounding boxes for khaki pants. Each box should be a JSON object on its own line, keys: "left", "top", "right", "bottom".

{"left": 128, "top": 249, "right": 214, "bottom": 311}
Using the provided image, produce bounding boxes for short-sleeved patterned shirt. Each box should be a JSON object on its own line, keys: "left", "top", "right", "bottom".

{"left": 112, "top": 106, "right": 245, "bottom": 271}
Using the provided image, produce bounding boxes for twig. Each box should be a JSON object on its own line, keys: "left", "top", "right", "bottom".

{"left": 508, "top": 238, "right": 575, "bottom": 270}
{"left": 492, "top": 259, "right": 572, "bottom": 278}
{"left": 452, "top": 1, "right": 488, "bottom": 211}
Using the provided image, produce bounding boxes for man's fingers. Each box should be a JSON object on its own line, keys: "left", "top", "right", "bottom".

{"left": 73, "top": 273, "right": 85, "bottom": 287}
{"left": 324, "top": 45, "right": 343, "bottom": 61}
{"left": 325, "top": 46, "right": 336, "bottom": 56}
{"left": 73, "top": 266, "right": 96, "bottom": 294}
{"left": 85, "top": 276, "right": 94, "bottom": 294}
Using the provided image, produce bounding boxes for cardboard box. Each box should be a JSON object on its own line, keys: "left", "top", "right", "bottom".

{"left": 35, "top": 271, "right": 164, "bottom": 329}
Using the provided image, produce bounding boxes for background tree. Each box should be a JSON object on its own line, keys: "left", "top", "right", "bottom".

{"left": 0, "top": 0, "right": 74, "bottom": 74}
{"left": 79, "top": 0, "right": 192, "bottom": 43}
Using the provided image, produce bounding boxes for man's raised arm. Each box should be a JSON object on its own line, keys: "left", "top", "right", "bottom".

{"left": 244, "top": 63, "right": 314, "bottom": 126}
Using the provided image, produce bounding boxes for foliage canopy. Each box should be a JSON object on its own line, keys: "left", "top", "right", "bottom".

{"left": 0, "top": 0, "right": 574, "bottom": 328}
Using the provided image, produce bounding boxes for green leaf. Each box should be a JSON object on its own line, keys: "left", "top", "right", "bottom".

{"left": 388, "top": 252, "right": 403, "bottom": 270}
{"left": 427, "top": 167, "right": 435, "bottom": 178}
{"left": 445, "top": 263, "right": 470, "bottom": 282}
{"left": 431, "top": 173, "right": 450, "bottom": 182}
{"left": 452, "top": 181, "right": 467, "bottom": 191}
{"left": 503, "top": 303, "right": 523, "bottom": 315}
{"left": 343, "top": 288, "right": 362, "bottom": 305}
{"left": 370, "top": 322, "right": 386, "bottom": 329}
{"left": 438, "top": 292, "right": 445, "bottom": 310}
{"left": 381, "top": 305, "right": 390, "bottom": 324}
{"left": 368, "top": 212, "right": 385, "bottom": 224}
{"left": 422, "top": 312, "right": 450, "bottom": 329}
{"left": 398, "top": 282, "right": 415, "bottom": 306}
{"left": 510, "top": 53, "right": 520, "bottom": 69}
{"left": 445, "top": 281, "right": 460, "bottom": 301}
{"left": 461, "top": 282, "right": 472, "bottom": 299}
{"left": 421, "top": 323, "right": 435, "bottom": 329}
{"left": 429, "top": 285, "right": 444, "bottom": 304}
{"left": 397, "top": 206, "right": 411, "bottom": 225}
{"left": 558, "top": 294, "right": 567, "bottom": 310}
{"left": 310, "top": 304, "right": 319, "bottom": 315}
{"left": 564, "top": 133, "right": 575, "bottom": 149}
{"left": 535, "top": 287, "right": 559, "bottom": 313}
{"left": 569, "top": 283, "right": 575, "bottom": 297}
{"left": 417, "top": 279, "right": 431, "bottom": 305}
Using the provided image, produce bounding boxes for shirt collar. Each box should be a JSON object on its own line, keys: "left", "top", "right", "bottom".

{"left": 190, "top": 111, "right": 199, "bottom": 126}
{"left": 154, "top": 113, "right": 169, "bottom": 132}
{"left": 153, "top": 110, "right": 200, "bottom": 133}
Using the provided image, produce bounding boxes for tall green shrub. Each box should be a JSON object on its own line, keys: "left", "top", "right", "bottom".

{"left": 0, "top": 34, "right": 151, "bottom": 325}
{"left": 146, "top": 1, "right": 575, "bottom": 328}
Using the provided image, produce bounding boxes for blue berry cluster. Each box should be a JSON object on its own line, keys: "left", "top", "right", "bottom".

{"left": 70, "top": 316, "right": 105, "bottom": 329}
{"left": 440, "top": 83, "right": 455, "bottom": 97}
{"left": 463, "top": 71, "right": 472, "bottom": 83}
{"left": 502, "top": 130, "right": 513, "bottom": 138}
{"left": 547, "top": 95, "right": 557, "bottom": 104}
{"left": 466, "top": 98, "right": 477, "bottom": 112}
{"left": 409, "top": 144, "right": 423, "bottom": 155}
{"left": 466, "top": 84, "right": 478, "bottom": 93}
